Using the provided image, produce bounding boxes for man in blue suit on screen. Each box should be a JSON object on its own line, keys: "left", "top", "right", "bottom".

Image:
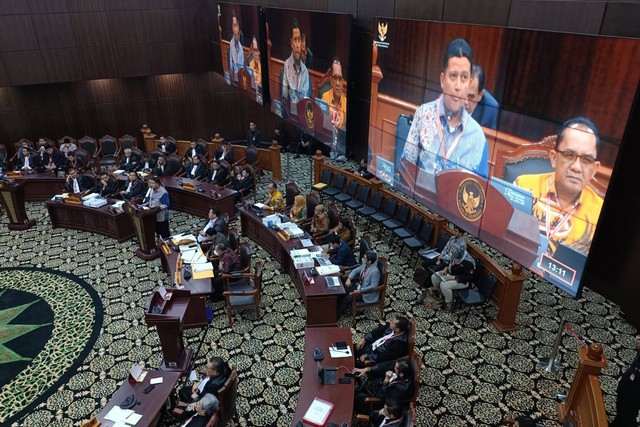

{"left": 465, "top": 65, "right": 499, "bottom": 130}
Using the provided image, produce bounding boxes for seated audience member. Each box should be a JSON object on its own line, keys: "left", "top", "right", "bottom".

{"left": 430, "top": 243, "right": 475, "bottom": 312}
{"left": 119, "top": 171, "right": 144, "bottom": 201}
{"left": 59, "top": 138, "right": 77, "bottom": 157}
{"left": 179, "top": 393, "right": 219, "bottom": 427}
{"left": 119, "top": 148, "right": 140, "bottom": 172}
{"left": 214, "top": 140, "right": 234, "bottom": 164}
{"left": 309, "top": 204, "right": 329, "bottom": 235}
{"left": 264, "top": 181, "right": 284, "bottom": 212}
{"left": 294, "top": 132, "right": 312, "bottom": 158}
{"left": 465, "top": 64, "right": 500, "bottom": 131}
{"left": 354, "top": 360, "right": 414, "bottom": 414}
{"left": 289, "top": 194, "right": 306, "bottom": 222}
{"left": 205, "top": 160, "right": 228, "bottom": 185}
{"left": 158, "top": 136, "right": 177, "bottom": 154}
{"left": 422, "top": 235, "right": 466, "bottom": 274}
{"left": 211, "top": 244, "right": 241, "bottom": 297}
{"left": 354, "top": 315, "right": 410, "bottom": 368}
{"left": 368, "top": 400, "right": 405, "bottom": 427}
{"left": 153, "top": 156, "right": 169, "bottom": 176}
{"left": 91, "top": 172, "right": 118, "bottom": 197}
{"left": 178, "top": 357, "right": 231, "bottom": 403}
{"left": 231, "top": 166, "right": 254, "bottom": 202}
{"left": 194, "top": 208, "right": 227, "bottom": 243}
{"left": 42, "top": 144, "right": 65, "bottom": 174}
{"left": 139, "top": 153, "right": 154, "bottom": 172}
{"left": 15, "top": 146, "right": 37, "bottom": 171}
{"left": 357, "top": 158, "right": 374, "bottom": 179}
{"left": 64, "top": 168, "right": 91, "bottom": 193}
{"left": 324, "top": 233, "right": 357, "bottom": 268}
{"left": 65, "top": 151, "right": 85, "bottom": 172}
{"left": 272, "top": 127, "right": 288, "bottom": 152}
{"left": 184, "top": 155, "right": 206, "bottom": 180}
{"left": 183, "top": 140, "right": 204, "bottom": 164}
{"left": 328, "top": 217, "right": 356, "bottom": 244}
{"left": 246, "top": 121, "right": 261, "bottom": 146}
{"left": 338, "top": 250, "right": 380, "bottom": 314}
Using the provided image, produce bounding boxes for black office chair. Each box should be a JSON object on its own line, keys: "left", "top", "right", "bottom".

{"left": 312, "top": 168, "right": 332, "bottom": 193}
{"left": 380, "top": 204, "right": 410, "bottom": 238}
{"left": 403, "top": 221, "right": 434, "bottom": 266}
{"left": 453, "top": 267, "right": 497, "bottom": 325}
{"left": 356, "top": 191, "right": 383, "bottom": 225}
{"left": 334, "top": 179, "right": 357, "bottom": 204}
{"left": 323, "top": 173, "right": 345, "bottom": 199}
{"left": 345, "top": 185, "right": 370, "bottom": 214}
{"left": 371, "top": 197, "right": 396, "bottom": 233}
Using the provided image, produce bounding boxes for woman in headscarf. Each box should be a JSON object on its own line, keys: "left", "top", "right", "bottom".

{"left": 430, "top": 239, "right": 475, "bottom": 312}
{"left": 289, "top": 194, "right": 307, "bottom": 222}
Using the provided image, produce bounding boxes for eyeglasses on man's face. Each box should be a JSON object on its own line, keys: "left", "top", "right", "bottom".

{"left": 555, "top": 149, "right": 597, "bottom": 166}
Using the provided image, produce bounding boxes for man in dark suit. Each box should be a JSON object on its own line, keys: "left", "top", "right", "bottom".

{"left": 246, "top": 121, "right": 261, "bottom": 146}
{"left": 153, "top": 156, "right": 169, "bottom": 176}
{"left": 91, "top": 172, "right": 118, "bottom": 197}
{"left": 15, "top": 146, "right": 37, "bottom": 171}
{"left": 205, "top": 160, "right": 228, "bottom": 185}
{"left": 41, "top": 144, "right": 65, "bottom": 174}
{"left": 354, "top": 360, "right": 414, "bottom": 414}
{"left": 272, "top": 127, "right": 288, "bottom": 152}
{"left": 465, "top": 64, "right": 500, "bottom": 130}
{"left": 214, "top": 141, "right": 235, "bottom": 164}
{"left": 324, "top": 233, "right": 357, "bottom": 268}
{"left": 354, "top": 315, "right": 410, "bottom": 368}
{"left": 178, "top": 357, "right": 231, "bottom": 403}
{"left": 179, "top": 393, "right": 218, "bottom": 427}
{"left": 368, "top": 400, "right": 405, "bottom": 427}
{"left": 184, "top": 155, "right": 206, "bottom": 180}
{"left": 194, "top": 208, "right": 227, "bottom": 243}
{"left": 183, "top": 140, "right": 205, "bottom": 164}
{"left": 119, "top": 171, "right": 145, "bottom": 201}
{"left": 64, "top": 168, "right": 92, "bottom": 193}
{"left": 119, "top": 148, "right": 140, "bottom": 172}
{"left": 158, "top": 136, "right": 176, "bottom": 154}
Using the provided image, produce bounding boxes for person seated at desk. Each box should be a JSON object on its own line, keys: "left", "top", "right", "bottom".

{"left": 139, "top": 152, "right": 154, "bottom": 172}
{"left": 353, "top": 360, "right": 414, "bottom": 414}
{"left": 330, "top": 217, "right": 356, "bottom": 244}
{"left": 214, "top": 140, "right": 234, "bottom": 164}
{"left": 368, "top": 400, "right": 405, "bottom": 427}
{"left": 338, "top": 250, "right": 380, "bottom": 314}
{"left": 179, "top": 393, "right": 219, "bottom": 427}
{"left": 119, "top": 171, "right": 144, "bottom": 201}
{"left": 15, "top": 146, "right": 37, "bottom": 171}
{"left": 153, "top": 156, "right": 169, "bottom": 176}
{"left": 194, "top": 208, "right": 227, "bottom": 243}
{"left": 184, "top": 155, "right": 206, "bottom": 180}
{"left": 324, "top": 233, "right": 357, "bottom": 268}
{"left": 184, "top": 140, "right": 205, "bottom": 164}
{"left": 91, "top": 172, "right": 118, "bottom": 197}
{"left": 211, "top": 244, "right": 241, "bottom": 298}
{"left": 158, "top": 136, "right": 177, "bottom": 154}
{"left": 64, "top": 168, "right": 92, "bottom": 194}
{"left": 430, "top": 243, "right": 475, "bottom": 312}
{"left": 309, "top": 204, "right": 329, "bottom": 235}
{"left": 177, "top": 357, "right": 231, "bottom": 403}
{"left": 421, "top": 235, "right": 466, "bottom": 275}
{"left": 205, "top": 160, "right": 228, "bottom": 185}
{"left": 119, "top": 148, "right": 140, "bottom": 172}
{"left": 354, "top": 315, "right": 410, "bottom": 368}
{"left": 264, "top": 181, "right": 284, "bottom": 212}
{"left": 231, "top": 166, "right": 254, "bottom": 202}
{"left": 142, "top": 176, "right": 171, "bottom": 238}
{"left": 289, "top": 194, "right": 306, "bottom": 222}
{"left": 357, "top": 158, "right": 374, "bottom": 179}
{"left": 65, "top": 151, "right": 86, "bottom": 172}
{"left": 41, "top": 144, "right": 65, "bottom": 174}
{"left": 59, "top": 138, "right": 77, "bottom": 157}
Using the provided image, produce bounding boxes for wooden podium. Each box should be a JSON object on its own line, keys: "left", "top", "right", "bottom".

{"left": 144, "top": 289, "right": 207, "bottom": 372}
{"left": 124, "top": 203, "right": 160, "bottom": 261}
{"left": 0, "top": 180, "right": 36, "bottom": 230}
{"left": 557, "top": 343, "right": 608, "bottom": 426}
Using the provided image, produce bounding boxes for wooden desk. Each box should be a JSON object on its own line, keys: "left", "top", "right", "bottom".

{"left": 96, "top": 370, "right": 181, "bottom": 427}
{"left": 9, "top": 171, "right": 65, "bottom": 201}
{"left": 157, "top": 241, "right": 213, "bottom": 296}
{"left": 240, "top": 208, "right": 345, "bottom": 326}
{"left": 292, "top": 327, "right": 354, "bottom": 427}
{"left": 160, "top": 176, "right": 237, "bottom": 218}
{"left": 46, "top": 200, "right": 135, "bottom": 242}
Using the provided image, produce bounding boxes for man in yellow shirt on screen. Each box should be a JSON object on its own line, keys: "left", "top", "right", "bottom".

{"left": 321, "top": 58, "right": 347, "bottom": 130}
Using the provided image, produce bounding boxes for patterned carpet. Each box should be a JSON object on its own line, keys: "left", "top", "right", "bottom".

{"left": 0, "top": 152, "right": 637, "bottom": 427}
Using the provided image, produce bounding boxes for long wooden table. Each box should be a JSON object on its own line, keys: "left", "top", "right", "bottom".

{"left": 160, "top": 176, "right": 236, "bottom": 218}
{"left": 240, "top": 207, "right": 345, "bottom": 326}
{"left": 157, "top": 239, "right": 213, "bottom": 296}
{"left": 292, "top": 327, "right": 354, "bottom": 426}
{"left": 6, "top": 171, "right": 65, "bottom": 201}
{"left": 46, "top": 200, "right": 135, "bottom": 242}
{"left": 96, "top": 370, "right": 181, "bottom": 427}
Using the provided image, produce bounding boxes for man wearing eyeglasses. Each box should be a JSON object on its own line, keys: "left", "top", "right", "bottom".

{"left": 321, "top": 58, "right": 347, "bottom": 130}
{"left": 514, "top": 116, "right": 603, "bottom": 255}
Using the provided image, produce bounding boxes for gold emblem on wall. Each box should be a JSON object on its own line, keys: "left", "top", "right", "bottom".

{"left": 241, "top": 70, "right": 249, "bottom": 90}
{"left": 456, "top": 178, "right": 485, "bottom": 222}
{"left": 304, "top": 100, "right": 315, "bottom": 128}
{"left": 378, "top": 21, "right": 388, "bottom": 42}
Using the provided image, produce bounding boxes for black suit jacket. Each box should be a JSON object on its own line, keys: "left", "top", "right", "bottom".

{"left": 153, "top": 164, "right": 169, "bottom": 176}
{"left": 184, "top": 146, "right": 205, "bottom": 162}
{"left": 43, "top": 151, "right": 66, "bottom": 170}
{"left": 364, "top": 324, "right": 409, "bottom": 363}
{"left": 246, "top": 130, "right": 261, "bottom": 146}
{"left": 120, "top": 154, "right": 140, "bottom": 172}
{"left": 64, "top": 175, "right": 92, "bottom": 193}
{"left": 215, "top": 147, "right": 235, "bottom": 164}
{"left": 184, "top": 414, "right": 211, "bottom": 427}
{"left": 184, "top": 162, "right": 206, "bottom": 180}
{"left": 206, "top": 167, "right": 228, "bottom": 185}
{"left": 123, "top": 179, "right": 145, "bottom": 201}
{"left": 92, "top": 178, "right": 118, "bottom": 196}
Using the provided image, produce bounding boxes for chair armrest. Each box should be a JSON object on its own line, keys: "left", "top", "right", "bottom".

{"left": 355, "top": 414, "right": 370, "bottom": 424}
{"left": 364, "top": 397, "right": 382, "bottom": 405}
{"left": 221, "top": 272, "right": 255, "bottom": 279}
{"left": 223, "top": 288, "right": 256, "bottom": 297}
{"left": 351, "top": 284, "right": 385, "bottom": 297}
{"left": 232, "top": 157, "right": 247, "bottom": 167}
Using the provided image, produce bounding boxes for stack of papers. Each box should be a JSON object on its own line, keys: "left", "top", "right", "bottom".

{"left": 291, "top": 249, "right": 315, "bottom": 269}
{"left": 83, "top": 196, "right": 108, "bottom": 208}
{"left": 82, "top": 193, "right": 99, "bottom": 201}
{"left": 299, "top": 238, "right": 314, "bottom": 248}
{"left": 192, "top": 262, "right": 214, "bottom": 279}
{"left": 316, "top": 265, "right": 341, "bottom": 275}
{"left": 326, "top": 277, "right": 341, "bottom": 288}
{"left": 303, "top": 398, "right": 334, "bottom": 426}
{"left": 329, "top": 345, "right": 352, "bottom": 358}
{"left": 279, "top": 222, "right": 304, "bottom": 238}
{"left": 181, "top": 247, "right": 207, "bottom": 265}
{"left": 104, "top": 406, "right": 143, "bottom": 426}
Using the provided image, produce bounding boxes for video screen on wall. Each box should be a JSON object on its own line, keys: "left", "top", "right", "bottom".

{"left": 367, "top": 18, "right": 640, "bottom": 296}
{"left": 266, "top": 8, "right": 352, "bottom": 155}
{"left": 216, "top": 2, "right": 267, "bottom": 105}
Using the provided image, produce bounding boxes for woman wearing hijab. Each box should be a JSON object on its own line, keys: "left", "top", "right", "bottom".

{"left": 289, "top": 194, "right": 307, "bottom": 222}
{"left": 430, "top": 239, "right": 475, "bottom": 312}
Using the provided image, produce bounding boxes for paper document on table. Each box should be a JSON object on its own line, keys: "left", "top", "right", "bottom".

{"left": 104, "top": 407, "right": 134, "bottom": 423}
{"left": 192, "top": 262, "right": 214, "bottom": 279}
{"left": 253, "top": 203, "right": 267, "bottom": 209}
{"left": 326, "top": 277, "right": 341, "bottom": 288}
{"left": 149, "top": 377, "right": 164, "bottom": 385}
{"left": 329, "top": 345, "right": 352, "bottom": 358}
{"left": 316, "top": 265, "right": 341, "bottom": 275}
{"left": 113, "top": 169, "right": 125, "bottom": 174}
{"left": 303, "top": 397, "right": 334, "bottom": 426}
{"left": 299, "top": 239, "right": 314, "bottom": 248}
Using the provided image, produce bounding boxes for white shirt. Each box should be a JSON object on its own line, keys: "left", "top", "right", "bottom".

{"left": 191, "top": 164, "right": 198, "bottom": 176}
{"left": 72, "top": 178, "right": 80, "bottom": 193}
{"left": 197, "top": 220, "right": 215, "bottom": 243}
{"left": 126, "top": 181, "right": 133, "bottom": 192}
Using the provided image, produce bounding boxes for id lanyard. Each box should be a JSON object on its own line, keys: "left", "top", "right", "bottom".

{"left": 435, "top": 99, "right": 464, "bottom": 171}
{"left": 544, "top": 178, "right": 579, "bottom": 241}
